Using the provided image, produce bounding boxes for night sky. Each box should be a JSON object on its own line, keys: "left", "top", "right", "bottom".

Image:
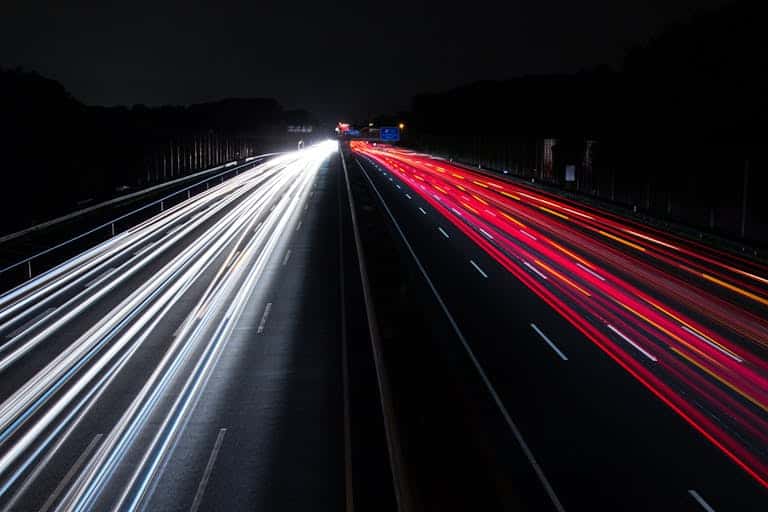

{"left": 2, "top": 0, "right": 729, "bottom": 122}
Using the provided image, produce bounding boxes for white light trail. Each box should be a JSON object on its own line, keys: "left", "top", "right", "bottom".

{"left": 0, "top": 141, "right": 338, "bottom": 507}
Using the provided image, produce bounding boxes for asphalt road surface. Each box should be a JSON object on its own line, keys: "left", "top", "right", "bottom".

{"left": 350, "top": 142, "right": 768, "bottom": 511}
{"left": 2, "top": 137, "right": 766, "bottom": 511}
{"left": 0, "top": 142, "right": 353, "bottom": 511}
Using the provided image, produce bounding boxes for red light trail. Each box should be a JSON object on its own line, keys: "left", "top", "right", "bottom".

{"left": 351, "top": 141, "right": 768, "bottom": 489}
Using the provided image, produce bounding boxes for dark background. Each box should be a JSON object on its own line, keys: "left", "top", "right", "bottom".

{"left": 400, "top": 1, "right": 766, "bottom": 243}
{"left": 0, "top": 0, "right": 734, "bottom": 121}
{"left": 1, "top": 0, "right": 766, "bottom": 243}
{"left": 0, "top": 70, "right": 315, "bottom": 233}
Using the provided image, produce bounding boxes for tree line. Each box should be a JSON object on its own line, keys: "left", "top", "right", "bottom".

{"left": 0, "top": 67, "right": 315, "bottom": 234}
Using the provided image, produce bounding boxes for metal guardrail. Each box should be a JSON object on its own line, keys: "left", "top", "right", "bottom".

{"left": 0, "top": 152, "right": 281, "bottom": 281}
{"left": 424, "top": 151, "right": 766, "bottom": 263}
{"left": 339, "top": 148, "right": 413, "bottom": 512}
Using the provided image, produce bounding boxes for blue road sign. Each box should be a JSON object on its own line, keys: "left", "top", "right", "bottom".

{"left": 379, "top": 126, "right": 400, "bottom": 142}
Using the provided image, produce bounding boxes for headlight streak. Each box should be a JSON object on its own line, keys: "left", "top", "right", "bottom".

{"left": 352, "top": 142, "right": 768, "bottom": 488}
{"left": 0, "top": 163, "right": 291, "bottom": 434}
{"left": 65, "top": 143, "right": 334, "bottom": 511}
{"left": 0, "top": 155, "right": 294, "bottom": 327}
{"left": 0, "top": 158, "right": 287, "bottom": 334}
{"left": 0, "top": 159, "right": 294, "bottom": 366}
{"left": 116, "top": 159, "right": 323, "bottom": 512}
{"left": 0, "top": 141, "right": 338, "bottom": 507}
{"left": 0, "top": 165, "right": 285, "bottom": 487}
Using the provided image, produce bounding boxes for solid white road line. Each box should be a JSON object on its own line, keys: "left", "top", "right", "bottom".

{"left": 438, "top": 227, "right": 450, "bottom": 239}
{"left": 256, "top": 302, "right": 273, "bottom": 334}
{"left": 688, "top": 490, "right": 716, "bottom": 512}
{"left": 470, "top": 260, "right": 488, "bottom": 278}
{"left": 530, "top": 323, "right": 568, "bottom": 361}
{"left": 607, "top": 324, "right": 657, "bottom": 362}
{"left": 356, "top": 160, "right": 566, "bottom": 512}
{"left": 189, "top": 428, "right": 227, "bottom": 512}
{"left": 282, "top": 249, "right": 292, "bottom": 266}
{"left": 418, "top": 207, "right": 427, "bottom": 215}
{"left": 38, "top": 433, "right": 103, "bottom": 512}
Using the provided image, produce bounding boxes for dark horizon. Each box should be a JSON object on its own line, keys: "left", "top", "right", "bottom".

{"left": 0, "top": 0, "right": 733, "bottom": 122}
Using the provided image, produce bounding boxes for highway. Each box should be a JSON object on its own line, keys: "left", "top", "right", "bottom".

{"left": 1, "top": 135, "right": 765, "bottom": 511}
{"left": 349, "top": 142, "right": 768, "bottom": 510}
{"left": 0, "top": 142, "right": 350, "bottom": 511}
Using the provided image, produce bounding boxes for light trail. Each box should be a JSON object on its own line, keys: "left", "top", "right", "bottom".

{"left": 0, "top": 141, "right": 338, "bottom": 509}
{"left": 351, "top": 141, "right": 768, "bottom": 489}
